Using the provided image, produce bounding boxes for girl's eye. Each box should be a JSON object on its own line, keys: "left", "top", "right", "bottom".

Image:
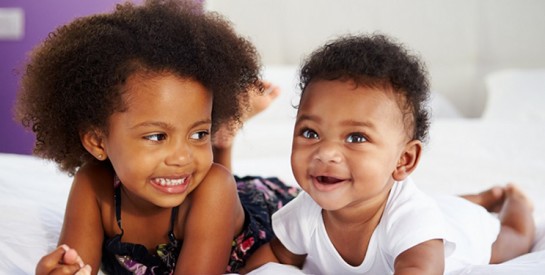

{"left": 190, "top": 130, "right": 210, "bottom": 140}
{"left": 346, "top": 133, "right": 367, "bottom": 143}
{"left": 301, "top": 128, "right": 319, "bottom": 139}
{"left": 145, "top": 133, "right": 167, "bottom": 142}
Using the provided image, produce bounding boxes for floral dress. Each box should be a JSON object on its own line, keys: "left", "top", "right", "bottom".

{"left": 101, "top": 175, "right": 298, "bottom": 274}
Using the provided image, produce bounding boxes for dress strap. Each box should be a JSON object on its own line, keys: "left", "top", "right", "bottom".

{"left": 169, "top": 205, "right": 180, "bottom": 239}
{"left": 114, "top": 175, "right": 179, "bottom": 238}
{"left": 113, "top": 176, "right": 124, "bottom": 235}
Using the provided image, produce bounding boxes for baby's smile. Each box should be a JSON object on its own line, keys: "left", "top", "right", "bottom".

{"left": 315, "top": 175, "right": 344, "bottom": 185}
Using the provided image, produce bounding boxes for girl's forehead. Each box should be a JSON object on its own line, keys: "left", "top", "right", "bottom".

{"left": 120, "top": 73, "right": 211, "bottom": 109}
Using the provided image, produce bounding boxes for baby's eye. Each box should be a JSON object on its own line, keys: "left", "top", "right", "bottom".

{"left": 145, "top": 133, "right": 167, "bottom": 142}
{"left": 301, "top": 128, "right": 319, "bottom": 139}
{"left": 346, "top": 133, "right": 367, "bottom": 143}
{"left": 190, "top": 130, "right": 210, "bottom": 140}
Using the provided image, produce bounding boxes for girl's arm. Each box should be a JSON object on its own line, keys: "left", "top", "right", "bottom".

{"left": 35, "top": 244, "right": 91, "bottom": 275}
{"left": 393, "top": 239, "right": 444, "bottom": 275}
{"left": 175, "top": 163, "right": 244, "bottom": 274}
{"left": 58, "top": 164, "right": 109, "bottom": 273}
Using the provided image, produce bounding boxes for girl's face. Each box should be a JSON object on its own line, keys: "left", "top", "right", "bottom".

{"left": 291, "top": 79, "right": 410, "bottom": 212}
{"left": 101, "top": 73, "right": 213, "bottom": 209}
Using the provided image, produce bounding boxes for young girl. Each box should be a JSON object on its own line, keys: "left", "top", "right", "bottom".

{"left": 242, "top": 34, "right": 535, "bottom": 274}
{"left": 16, "top": 0, "right": 296, "bottom": 274}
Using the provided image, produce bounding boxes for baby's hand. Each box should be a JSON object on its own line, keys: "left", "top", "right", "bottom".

{"left": 36, "top": 244, "right": 92, "bottom": 275}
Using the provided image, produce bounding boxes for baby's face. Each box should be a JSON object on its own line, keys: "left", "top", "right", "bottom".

{"left": 101, "top": 72, "right": 214, "bottom": 209}
{"left": 291, "top": 79, "right": 410, "bottom": 211}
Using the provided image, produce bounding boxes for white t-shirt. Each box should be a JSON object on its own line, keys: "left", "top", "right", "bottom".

{"left": 271, "top": 177, "right": 499, "bottom": 274}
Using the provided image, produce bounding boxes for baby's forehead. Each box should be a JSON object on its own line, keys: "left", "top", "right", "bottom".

{"left": 303, "top": 78, "right": 404, "bottom": 103}
{"left": 301, "top": 78, "right": 415, "bottom": 134}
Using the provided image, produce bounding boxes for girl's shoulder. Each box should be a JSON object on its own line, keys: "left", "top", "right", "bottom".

{"left": 73, "top": 162, "right": 116, "bottom": 205}
{"left": 194, "top": 163, "right": 237, "bottom": 195}
{"left": 186, "top": 162, "right": 243, "bottom": 218}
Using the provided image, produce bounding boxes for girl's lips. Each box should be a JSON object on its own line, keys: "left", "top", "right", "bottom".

{"left": 150, "top": 175, "right": 191, "bottom": 194}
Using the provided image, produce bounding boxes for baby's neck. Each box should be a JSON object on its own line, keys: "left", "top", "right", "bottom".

{"left": 321, "top": 198, "right": 388, "bottom": 266}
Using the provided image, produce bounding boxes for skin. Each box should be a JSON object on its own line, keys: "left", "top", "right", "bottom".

{"left": 36, "top": 73, "right": 245, "bottom": 274}
{"left": 243, "top": 79, "right": 443, "bottom": 274}
{"left": 212, "top": 81, "right": 281, "bottom": 170}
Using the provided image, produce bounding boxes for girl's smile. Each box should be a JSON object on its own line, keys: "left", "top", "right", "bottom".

{"left": 100, "top": 72, "right": 214, "bottom": 210}
{"left": 150, "top": 175, "right": 191, "bottom": 194}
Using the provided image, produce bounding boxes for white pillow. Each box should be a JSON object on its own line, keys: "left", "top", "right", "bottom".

{"left": 430, "top": 92, "right": 463, "bottom": 119}
{"left": 483, "top": 69, "right": 545, "bottom": 121}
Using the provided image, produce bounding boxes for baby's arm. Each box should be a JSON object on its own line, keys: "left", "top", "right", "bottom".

{"left": 241, "top": 237, "right": 306, "bottom": 274}
{"left": 393, "top": 239, "right": 444, "bottom": 275}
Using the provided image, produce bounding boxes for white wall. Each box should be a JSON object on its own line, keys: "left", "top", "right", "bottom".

{"left": 206, "top": 0, "right": 545, "bottom": 117}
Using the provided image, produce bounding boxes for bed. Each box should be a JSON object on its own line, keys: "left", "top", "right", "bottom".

{"left": 1, "top": 66, "right": 544, "bottom": 274}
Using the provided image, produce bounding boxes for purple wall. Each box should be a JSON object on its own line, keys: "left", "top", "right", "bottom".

{"left": 0, "top": 0, "right": 140, "bottom": 155}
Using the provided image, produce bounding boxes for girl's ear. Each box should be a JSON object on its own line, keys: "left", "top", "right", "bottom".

{"left": 81, "top": 130, "right": 108, "bottom": 161}
{"left": 392, "top": 139, "right": 422, "bottom": 181}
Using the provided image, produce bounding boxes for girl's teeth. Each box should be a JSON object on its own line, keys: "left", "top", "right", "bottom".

{"left": 155, "top": 178, "right": 185, "bottom": 186}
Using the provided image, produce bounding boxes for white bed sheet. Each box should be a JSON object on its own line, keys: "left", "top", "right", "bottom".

{"left": 1, "top": 66, "right": 545, "bottom": 274}
{"left": 233, "top": 119, "right": 545, "bottom": 275}
{"left": 2, "top": 120, "right": 543, "bottom": 273}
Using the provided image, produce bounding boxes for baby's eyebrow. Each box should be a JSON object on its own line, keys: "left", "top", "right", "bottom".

{"left": 295, "top": 114, "right": 321, "bottom": 125}
{"left": 340, "top": 119, "right": 375, "bottom": 129}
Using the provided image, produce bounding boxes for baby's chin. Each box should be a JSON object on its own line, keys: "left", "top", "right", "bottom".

{"left": 307, "top": 189, "right": 352, "bottom": 211}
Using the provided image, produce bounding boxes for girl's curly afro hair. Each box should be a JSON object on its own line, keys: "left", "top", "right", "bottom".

{"left": 15, "top": 0, "right": 261, "bottom": 174}
{"left": 298, "top": 33, "right": 431, "bottom": 143}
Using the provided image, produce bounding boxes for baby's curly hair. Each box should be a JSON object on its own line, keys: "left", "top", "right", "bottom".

{"left": 299, "top": 33, "right": 431, "bottom": 143}
{"left": 15, "top": 0, "right": 261, "bottom": 174}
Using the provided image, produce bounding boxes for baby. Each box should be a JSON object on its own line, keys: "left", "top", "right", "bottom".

{"left": 242, "top": 33, "right": 535, "bottom": 274}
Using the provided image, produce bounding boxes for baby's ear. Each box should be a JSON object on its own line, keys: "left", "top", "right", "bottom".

{"left": 392, "top": 140, "right": 422, "bottom": 181}
{"left": 81, "top": 129, "right": 108, "bottom": 161}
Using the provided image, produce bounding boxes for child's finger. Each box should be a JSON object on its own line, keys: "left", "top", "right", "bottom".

{"left": 62, "top": 247, "right": 84, "bottom": 268}
{"left": 49, "top": 264, "right": 84, "bottom": 275}
{"left": 35, "top": 245, "right": 74, "bottom": 275}
{"left": 74, "top": 264, "right": 92, "bottom": 275}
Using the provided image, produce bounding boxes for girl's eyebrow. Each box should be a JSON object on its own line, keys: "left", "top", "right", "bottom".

{"left": 130, "top": 119, "right": 212, "bottom": 130}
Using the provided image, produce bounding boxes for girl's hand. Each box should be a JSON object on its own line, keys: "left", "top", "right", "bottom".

{"left": 36, "top": 244, "right": 92, "bottom": 275}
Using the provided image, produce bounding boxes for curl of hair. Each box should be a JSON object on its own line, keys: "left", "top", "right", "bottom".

{"left": 15, "top": 0, "right": 261, "bottom": 174}
{"left": 299, "top": 33, "right": 430, "bottom": 143}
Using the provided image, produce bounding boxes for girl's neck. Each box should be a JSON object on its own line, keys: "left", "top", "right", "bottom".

{"left": 120, "top": 185, "right": 167, "bottom": 216}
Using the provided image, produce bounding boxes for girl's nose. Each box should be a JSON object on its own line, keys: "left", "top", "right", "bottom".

{"left": 165, "top": 141, "right": 192, "bottom": 166}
